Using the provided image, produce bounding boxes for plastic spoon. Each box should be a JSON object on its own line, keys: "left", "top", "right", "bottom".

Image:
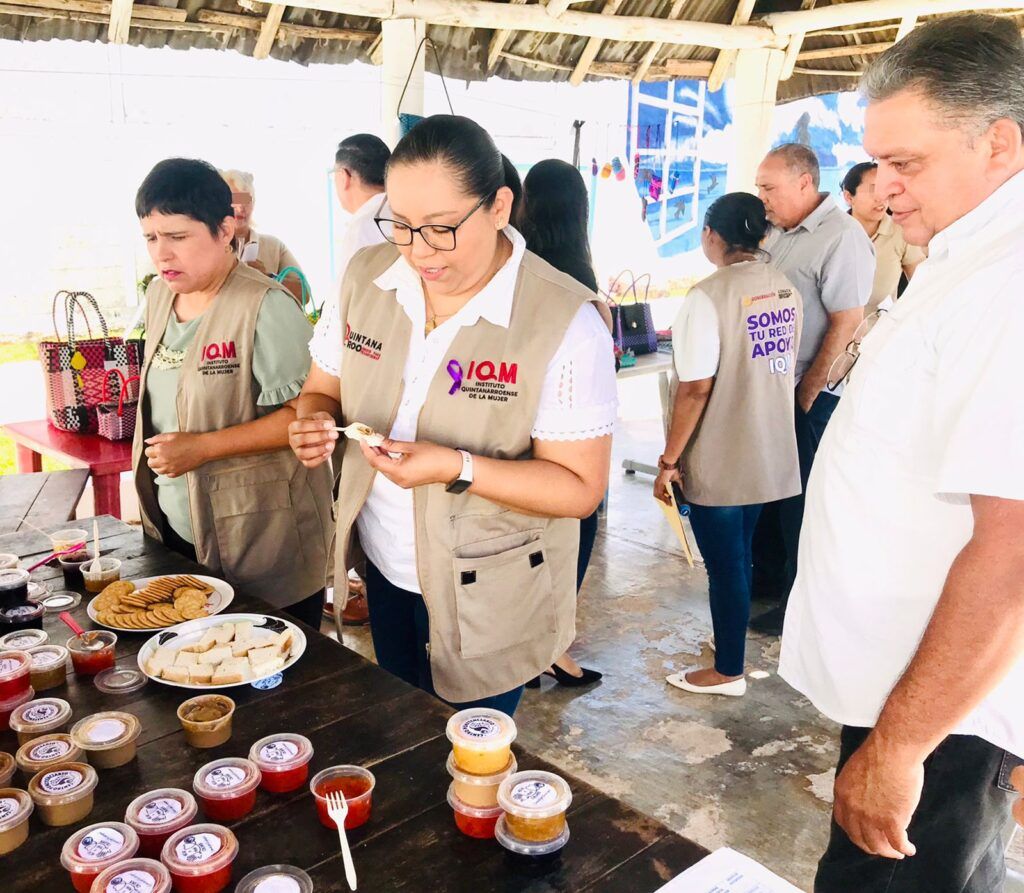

{"left": 87, "top": 520, "right": 102, "bottom": 574}
{"left": 59, "top": 611, "right": 98, "bottom": 647}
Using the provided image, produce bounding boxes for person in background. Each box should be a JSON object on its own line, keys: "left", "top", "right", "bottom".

{"left": 519, "top": 158, "right": 614, "bottom": 689}
{"left": 133, "top": 158, "right": 333, "bottom": 630}
{"left": 315, "top": 133, "right": 391, "bottom": 626}
{"left": 655, "top": 193, "right": 802, "bottom": 696}
{"left": 288, "top": 115, "right": 616, "bottom": 714}
{"left": 842, "top": 161, "right": 926, "bottom": 313}
{"left": 219, "top": 169, "right": 305, "bottom": 304}
{"left": 780, "top": 15, "right": 1024, "bottom": 890}
{"left": 749, "top": 143, "right": 873, "bottom": 636}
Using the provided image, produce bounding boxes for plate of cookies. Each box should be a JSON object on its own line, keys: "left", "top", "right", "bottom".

{"left": 87, "top": 574, "right": 234, "bottom": 631}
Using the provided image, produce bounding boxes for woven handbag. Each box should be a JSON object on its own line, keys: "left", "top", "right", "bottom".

{"left": 96, "top": 370, "right": 141, "bottom": 442}
{"left": 38, "top": 291, "right": 142, "bottom": 434}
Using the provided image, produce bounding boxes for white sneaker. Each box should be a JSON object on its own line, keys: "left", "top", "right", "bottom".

{"left": 665, "top": 672, "right": 746, "bottom": 697}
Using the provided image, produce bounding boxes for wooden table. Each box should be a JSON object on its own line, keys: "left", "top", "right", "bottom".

{"left": 3, "top": 517, "right": 707, "bottom": 892}
{"left": 1, "top": 420, "right": 132, "bottom": 519}
{"left": 0, "top": 470, "right": 91, "bottom": 534}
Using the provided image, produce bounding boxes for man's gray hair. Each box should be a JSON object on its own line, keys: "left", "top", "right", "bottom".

{"left": 861, "top": 14, "right": 1024, "bottom": 135}
{"left": 766, "top": 143, "right": 821, "bottom": 188}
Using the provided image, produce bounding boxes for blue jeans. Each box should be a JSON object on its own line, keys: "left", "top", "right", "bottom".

{"left": 687, "top": 502, "right": 763, "bottom": 677}
{"left": 364, "top": 563, "right": 524, "bottom": 715}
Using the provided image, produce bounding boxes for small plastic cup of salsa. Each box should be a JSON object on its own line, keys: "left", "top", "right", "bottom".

{"left": 9, "top": 696, "right": 73, "bottom": 745}
{"left": 71, "top": 711, "right": 142, "bottom": 769}
{"left": 249, "top": 733, "right": 314, "bottom": 793}
{"left": 0, "top": 628, "right": 47, "bottom": 650}
{"left": 125, "top": 788, "right": 199, "bottom": 859}
{"left": 28, "top": 761, "right": 98, "bottom": 826}
{"left": 310, "top": 765, "right": 375, "bottom": 831}
{"left": 497, "top": 770, "right": 572, "bottom": 844}
{"left": 160, "top": 823, "right": 238, "bottom": 893}
{"left": 90, "top": 858, "right": 172, "bottom": 893}
{"left": 26, "top": 644, "right": 69, "bottom": 691}
{"left": 0, "top": 751, "right": 13, "bottom": 787}
{"left": 0, "top": 788, "right": 34, "bottom": 855}
{"left": 0, "top": 684, "right": 35, "bottom": 732}
{"left": 16, "top": 733, "right": 84, "bottom": 781}
{"left": 447, "top": 784, "right": 504, "bottom": 839}
{"left": 193, "top": 758, "right": 261, "bottom": 822}
{"left": 446, "top": 707, "right": 517, "bottom": 776}
{"left": 60, "top": 821, "right": 140, "bottom": 893}
{"left": 0, "top": 649, "right": 32, "bottom": 700}
{"left": 446, "top": 751, "right": 517, "bottom": 809}
{"left": 67, "top": 632, "right": 117, "bottom": 676}
{"left": 81, "top": 557, "right": 122, "bottom": 594}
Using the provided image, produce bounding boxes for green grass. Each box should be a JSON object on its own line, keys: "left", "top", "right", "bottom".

{"left": 0, "top": 341, "right": 38, "bottom": 365}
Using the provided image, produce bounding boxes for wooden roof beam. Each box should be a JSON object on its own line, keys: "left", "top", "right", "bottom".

{"left": 544, "top": 0, "right": 591, "bottom": 17}
{"left": 632, "top": 0, "right": 686, "bottom": 85}
{"left": 569, "top": 0, "right": 625, "bottom": 86}
{"left": 894, "top": 13, "right": 916, "bottom": 39}
{"left": 197, "top": 9, "right": 375, "bottom": 40}
{"left": 1, "top": 0, "right": 185, "bottom": 19}
{"left": 797, "top": 39, "right": 892, "bottom": 60}
{"left": 254, "top": 2, "right": 287, "bottom": 58}
{"left": 707, "top": 0, "right": 758, "bottom": 91}
{"left": 108, "top": 0, "right": 133, "bottom": 42}
{"left": 487, "top": 0, "right": 528, "bottom": 72}
{"left": 764, "top": 0, "right": 1024, "bottom": 36}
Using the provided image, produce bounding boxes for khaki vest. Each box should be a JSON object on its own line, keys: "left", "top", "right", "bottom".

{"left": 334, "top": 243, "right": 598, "bottom": 702}
{"left": 680, "top": 261, "right": 803, "bottom": 506}
{"left": 132, "top": 263, "right": 334, "bottom": 608}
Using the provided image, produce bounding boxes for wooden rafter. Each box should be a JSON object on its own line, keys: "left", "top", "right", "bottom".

{"left": 196, "top": 9, "right": 375, "bottom": 41}
{"left": 632, "top": 0, "right": 686, "bottom": 85}
{"left": 780, "top": 0, "right": 814, "bottom": 79}
{"left": 764, "top": 0, "right": 1024, "bottom": 35}
{"left": 107, "top": 0, "right": 133, "bottom": 42}
{"left": 1, "top": 0, "right": 185, "bottom": 20}
{"left": 487, "top": 0, "right": 528, "bottom": 72}
{"left": 707, "top": 0, "right": 758, "bottom": 91}
{"left": 569, "top": 0, "right": 625, "bottom": 86}
{"left": 501, "top": 48, "right": 713, "bottom": 79}
{"left": 254, "top": 3, "right": 286, "bottom": 58}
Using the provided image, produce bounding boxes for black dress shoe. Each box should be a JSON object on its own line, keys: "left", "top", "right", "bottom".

{"left": 545, "top": 664, "right": 603, "bottom": 687}
{"left": 749, "top": 604, "right": 786, "bottom": 636}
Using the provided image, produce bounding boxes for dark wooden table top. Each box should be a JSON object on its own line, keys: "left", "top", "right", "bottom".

{"left": 1, "top": 421, "right": 133, "bottom": 476}
{"left": 0, "top": 470, "right": 90, "bottom": 535}
{"left": 1, "top": 517, "right": 707, "bottom": 891}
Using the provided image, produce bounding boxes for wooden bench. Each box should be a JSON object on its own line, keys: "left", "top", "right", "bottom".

{"left": 0, "top": 468, "right": 90, "bottom": 534}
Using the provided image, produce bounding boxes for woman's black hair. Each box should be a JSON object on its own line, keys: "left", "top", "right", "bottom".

{"left": 841, "top": 161, "right": 878, "bottom": 196}
{"left": 135, "top": 158, "right": 234, "bottom": 237}
{"left": 387, "top": 115, "right": 505, "bottom": 207}
{"left": 703, "top": 192, "right": 769, "bottom": 255}
{"left": 520, "top": 159, "right": 597, "bottom": 292}
{"left": 501, "top": 155, "right": 523, "bottom": 228}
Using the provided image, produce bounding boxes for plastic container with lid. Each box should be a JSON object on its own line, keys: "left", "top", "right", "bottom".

{"left": 126, "top": 788, "right": 199, "bottom": 859}
{"left": 95, "top": 667, "right": 148, "bottom": 696}
{"left": 89, "top": 857, "right": 172, "bottom": 893}
{"left": 0, "top": 628, "right": 47, "bottom": 650}
{"left": 61, "top": 821, "right": 141, "bottom": 893}
{"left": 309, "top": 765, "right": 374, "bottom": 830}
{"left": 50, "top": 528, "right": 88, "bottom": 554}
{"left": 160, "top": 823, "right": 239, "bottom": 893}
{"left": 16, "top": 733, "right": 84, "bottom": 780}
{"left": 248, "top": 734, "right": 313, "bottom": 793}
{"left": 234, "top": 865, "right": 314, "bottom": 893}
{"left": 67, "top": 632, "right": 117, "bottom": 676}
{"left": 81, "top": 557, "right": 122, "bottom": 594}
{"left": 494, "top": 814, "right": 570, "bottom": 858}
{"left": 0, "top": 751, "right": 14, "bottom": 787}
{"left": 447, "top": 784, "right": 504, "bottom": 839}
{"left": 0, "top": 553, "right": 18, "bottom": 569}
{"left": 176, "top": 695, "right": 234, "bottom": 749}
{"left": 26, "top": 644, "right": 68, "bottom": 691}
{"left": 0, "top": 649, "right": 32, "bottom": 700}
{"left": 71, "top": 711, "right": 142, "bottom": 769}
{"left": 446, "top": 707, "right": 517, "bottom": 775}
{"left": 193, "top": 758, "right": 261, "bottom": 822}
{"left": 0, "top": 684, "right": 35, "bottom": 732}
{"left": 446, "top": 751, "right": 516, "bottom": 809}
{"left": 28, "top": 761, "right": 98, "bottom": 826}
{"left": 9, "top": 696, "right": 73, "bottom": 744}
{"left": 39, "top": 590, "right": 82, "bottom": 613}
{"left": 0, "top": 787, "right": 34, "bottom": 855}
{"left": 497, "top": 770, "right": 572, "bottom": 844}
{"left": 0, "top": 602, "right": 45, "bottom": 634}
{"left": 57, "top": 551, "right": 93, "bottom": 589}
{"left": 0, "top": 568, "right": 30, "bottom": 610}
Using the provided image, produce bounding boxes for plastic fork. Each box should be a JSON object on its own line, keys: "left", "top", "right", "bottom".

{"left": 325, "top": 789, "right": 358, "bottom": 891}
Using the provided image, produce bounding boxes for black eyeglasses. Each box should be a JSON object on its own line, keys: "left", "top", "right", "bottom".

{"left": 374, "top": 194, "right": 490, "bottom": 252}
{"left": 826, "top": 308, "right": 886, "bottom": 391}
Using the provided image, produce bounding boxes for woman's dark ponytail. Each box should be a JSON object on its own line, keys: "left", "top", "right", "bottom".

{"left": 704, "top": 192, "right": 769, "bottom": 254}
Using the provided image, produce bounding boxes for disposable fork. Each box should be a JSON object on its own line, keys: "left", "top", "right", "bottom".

{"left": 325, "top": 789, "right": 358, "bottom": 891}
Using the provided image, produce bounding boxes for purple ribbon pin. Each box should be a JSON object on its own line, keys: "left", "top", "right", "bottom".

{"left": 447, "top": 360, "right": 464, "bottom": 395}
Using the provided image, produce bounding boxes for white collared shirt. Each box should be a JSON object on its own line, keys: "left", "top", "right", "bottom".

{"left": 315, "top": 226, "right": 617, "bottom": 592}
{"left": 780, "top": 170, "right": 1024, "bottom": 756}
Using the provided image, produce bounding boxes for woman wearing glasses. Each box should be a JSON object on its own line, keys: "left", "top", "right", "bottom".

{"left": 654, "top": 193, "right": 803, "bottom": 698}
{"left": 289, "top": 116, "right": 616, "bottom": 714}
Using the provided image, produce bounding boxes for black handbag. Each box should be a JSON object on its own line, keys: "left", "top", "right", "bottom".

{"left": 604, "top": 271, "right": 657, "bottom": 356}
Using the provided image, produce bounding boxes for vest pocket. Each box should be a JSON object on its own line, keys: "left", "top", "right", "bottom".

{"left": 451, "top": 533, "right": 555, "bottom": 660}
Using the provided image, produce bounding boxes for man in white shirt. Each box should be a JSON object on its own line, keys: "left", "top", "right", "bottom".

{"left": 779, "top": 15, "right": 1024, "bottom": 891}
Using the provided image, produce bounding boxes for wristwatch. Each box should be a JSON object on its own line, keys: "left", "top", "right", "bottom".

{"left": 658, "top": 455, "right": 678, "bottom": 471}
{"left": 446, "top": 449, "right": 474, "bottom": 494}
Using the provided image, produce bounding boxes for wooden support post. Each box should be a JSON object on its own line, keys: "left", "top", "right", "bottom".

{"left": 895, "top": 14, "right": 916, "bottom": 40}
{"left": 707, "top": 0, "right": 758, "bottom": 92}
{"left": 780, "top": 31, "right": 805, "bottom": 79}
{"left": 727, "top": 47, "right": 785, "bottom": 194}
{"left": 487, "top": 0, "right": 528, "bottom": 72}
{"left": 107, "top": 0, "right": 133, "bottom": 42}
{"left": 381, "top": 18, "right": 425, "bottom": 148}
{"left": 632, "top": 0, "right": 685, "bottom": 86}
{"left": 569, "top": 0, "right": 624, "bottom": 86}
{"left": 254, "top": 3, "right": 286, "bottom": 59}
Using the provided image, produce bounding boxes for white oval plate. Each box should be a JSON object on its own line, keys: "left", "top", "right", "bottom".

{"left": 87, "top": 574, "right": 234, "bottom": 632}
{"left": 136, "top": 612, "right": 306, "bottom": 690}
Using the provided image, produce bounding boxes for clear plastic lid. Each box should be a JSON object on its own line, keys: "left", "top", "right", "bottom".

{"left": 28, "top": 761, "right": 98, "bottom": 807}
{"left": 497, "top": 770, "right": 573, "bottom": 820}
{"left": 26, "top": 644, "right": 68, "bottom": 670}
{"left": 9, "top": 697, "right": 72, "bottom": 734}
{"left": 26, "top": 582, "right": 49, "bottom": 605}
{"left": 193, "top": 757, "right": 261, "bottom": 800}
{"left": 445, "top": 751, "right": 517, "bottom": 786}
{"left": 248, "top": 733, "right": 314, "bottom": 774}
{"left": 0, "top": 684, "right": 35, "bottom": 713}
{"left": 0, "top": 553, "right": 18, "bottom": 569}
{"left": 16, "top": 734, "right": 82, "bottom": 769}
{"left": 0, "top": 787, "right": 33, "bottom": 834}
{"left": 0, "top": 629, "right": 48, "bottom": 650}
{"left": 40, "top": 591, "right": 82, "bottom": 612}
{"left": 445, "top": 707, "right": 517, "bottom": 751}
{"left": 60, "top": 821, "right": 140, "bottom": 873}
{"left": 0, "top": 568, "right": 29, "bottom": 590}
{"left": 446, "top": 783, "right": 505, "bottom": 819}
{"left": 160, "top": 823, "right": 239, "bottom": 876}
{"left": 0, "top": 603, "right": 45, "bottom": 626}
{"left": 91, "top": 858, "right": 172, "bottom": 893}
{"left": 0, "top": 649, "right": 31, "bottom": 684}
{"left": 125, "top": 788, "right": 198, "bottom": 835}
{"left": 95, "top": 667, "right": 148, "bottom": 695}
{"left": 70, "top": 711, "right": 141, "bottom": 751}
{"left": 235, "top": 865, "right": 315, "bottom": 893}
{"left": 494, "top": 814, "right": 570, "bottom": 857}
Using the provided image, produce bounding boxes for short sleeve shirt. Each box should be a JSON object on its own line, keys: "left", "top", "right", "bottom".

{"left": 671, "top": 287, "right": 720, "bottom": 381}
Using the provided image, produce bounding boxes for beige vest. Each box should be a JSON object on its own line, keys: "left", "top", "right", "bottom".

{"left": 253, "top": 232, "right": 294, "bottom": 279}
{"left": 680, "top": 261, "right": 803, "bottom": 506}
{"left": 132, "top": 263, "right": 334, "bottom": 608}
{"left": 334, "top": 243, "right": 596, "bottom": 702}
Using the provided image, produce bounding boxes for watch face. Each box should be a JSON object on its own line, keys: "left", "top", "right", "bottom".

{"left": 446, "top": 478, "right": 472, "bottom": 495}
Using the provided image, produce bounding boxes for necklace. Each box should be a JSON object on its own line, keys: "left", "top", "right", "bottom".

{"left": 423, "top": 292, "right": 454, "bottom": 335}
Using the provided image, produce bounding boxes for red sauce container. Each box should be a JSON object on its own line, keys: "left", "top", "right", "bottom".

{"left": 0, "top": 650, "right": 31, "bottom": 701}
{"left": 309, "top": 765, "right": 375, "bottom": 831}
{"left": 248, "top": 733, "right": 314, "bottom": 794}
{"left": 192, "top": 758, "right": 260, "bottom": 822}
{"left": 89, "top": 857, "right": 171, "bottom": 893}
{"left": 125, "top": 788, "right": 199, "bottom": 859}
{"left": 66, "top": 632, "right": 117, "bottom": 677}
{"left": 160, "top": 823, "right": 238, "bottom": 893}
{"left": 446, "top": 784, "right": 503, "bottom": 839}
{"left": 60, "top": 821, "right": 139, "bottom": 893}
{"left": 0, "top": 685, "right": 34, "bottom": 732}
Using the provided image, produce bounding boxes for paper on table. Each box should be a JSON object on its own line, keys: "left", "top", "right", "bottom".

{"left": 655, "top": 848, "right": 803, "bottom": 893}
{"left": 654, "top": 486, "right": 695, "bottom": 568}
